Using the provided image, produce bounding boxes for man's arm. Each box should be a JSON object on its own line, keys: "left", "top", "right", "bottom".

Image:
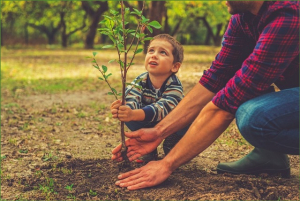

{"left": 112, "top": 83, "right": 215, "bottom": 161}
{"left": 115, "top": 101, "right": 234, "bottom": 190}
{"left": 156, "top": 82, "right": 215, "bottom": 139}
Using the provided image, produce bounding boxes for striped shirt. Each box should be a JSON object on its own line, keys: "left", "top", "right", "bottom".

{"left": 200, "top": 1, "right": 299, "bottom": 114}
{"left": 125, "top": 72, "right": 184, "bottom": 122}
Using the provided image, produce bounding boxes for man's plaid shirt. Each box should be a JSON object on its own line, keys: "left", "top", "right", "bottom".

{"left": 200, "top": 1, "right": 299, "bottom": 114}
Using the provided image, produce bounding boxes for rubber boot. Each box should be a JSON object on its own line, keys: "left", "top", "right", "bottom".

{"left": 135, "top": 149, "right": 158, "bottom": 163}
{"left": 217, "top": 148, "right": 290, "bottom": 178}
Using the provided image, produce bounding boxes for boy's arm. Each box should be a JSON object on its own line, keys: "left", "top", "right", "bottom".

{"left": 142, "top": 80, "right": 184, "bottom": 122}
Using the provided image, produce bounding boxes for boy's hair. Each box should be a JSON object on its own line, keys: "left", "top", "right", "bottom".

{"left": 150, "top": 34, "right": 184, "bottom": 64}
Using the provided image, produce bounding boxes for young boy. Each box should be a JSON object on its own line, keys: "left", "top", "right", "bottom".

{"left": 110, "top": 34, "right": 189, "bottom": 162}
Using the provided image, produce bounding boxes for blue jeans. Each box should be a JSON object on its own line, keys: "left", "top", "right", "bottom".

{"left": 125, "top": 121, "right": 189, "bottom": 137}
{"left": 236, "top": 87, "right": 299, "bottom": 155}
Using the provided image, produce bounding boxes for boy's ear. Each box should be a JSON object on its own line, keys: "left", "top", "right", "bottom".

{"left": 172, "top": 62, "right": 181, "bottom": 73}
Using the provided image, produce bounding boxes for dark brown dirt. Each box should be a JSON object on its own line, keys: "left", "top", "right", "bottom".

{"left": 1, "top": 92, "right": 299, "bottom": 200}
{"left": 2, "top": 158, "right": 299, "bottom": 200}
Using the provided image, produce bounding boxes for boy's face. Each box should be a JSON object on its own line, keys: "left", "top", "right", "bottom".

{"left": 145, "top": 39, "right": 180, "bottom": 77}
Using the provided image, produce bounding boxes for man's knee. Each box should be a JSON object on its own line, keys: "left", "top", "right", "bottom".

{"left": 236, "top": 100, "right": 264, "bottom": 142}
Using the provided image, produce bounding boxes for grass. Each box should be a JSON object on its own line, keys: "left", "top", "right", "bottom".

{"left": 38, "top": 177, "right": 57, "bottom": 197}
{"left": 1, "top": 46, "right": 219, "bottom": 96}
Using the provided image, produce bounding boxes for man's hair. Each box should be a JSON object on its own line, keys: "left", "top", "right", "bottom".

{"left": 150, "top": 34, "right": 184, "bottom": 64}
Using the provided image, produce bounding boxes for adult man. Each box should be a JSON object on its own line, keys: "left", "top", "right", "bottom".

{"left": 112, "top": 1, "right": 299, "bottom": 190}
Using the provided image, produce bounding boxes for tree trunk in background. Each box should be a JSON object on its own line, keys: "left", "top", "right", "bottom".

{"left": 82, "top": 1, "right": 108, "bottom": 49}
{"left": 214, "top": 23, "right": 223, "bottom": 46}
{"left": 143, "top": 1, "right": 166, "bottom": 53}
{"left": 24, "top": 23, "right": 29, "bottom": 45}
{"left": 60, "top": 12, "right": 68, "bottom": 48}
{"left": 28, "top": 22, "right": 61, "bottom": 45}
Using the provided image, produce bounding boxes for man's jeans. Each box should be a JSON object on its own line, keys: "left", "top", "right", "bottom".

{"left": 236, "top": 87, "right": 299, "bottom": 155}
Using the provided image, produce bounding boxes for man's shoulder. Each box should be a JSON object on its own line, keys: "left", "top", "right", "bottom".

{"left": 266, "top": 1, "right": 299, "bottom": 15}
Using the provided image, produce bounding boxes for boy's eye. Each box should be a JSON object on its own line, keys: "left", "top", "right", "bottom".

{"left": 148, "top": 49, "right": 154, "bottom": 53}
{"left": 160, "top": 51, "right": 167, "bottom": 55}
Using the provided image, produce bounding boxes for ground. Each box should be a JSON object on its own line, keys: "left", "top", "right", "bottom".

{"left": 1, "top": 47, "right": 299, "bottom": 200}
{"left": 1, "top": 91, "right": 299, "bottom": 201}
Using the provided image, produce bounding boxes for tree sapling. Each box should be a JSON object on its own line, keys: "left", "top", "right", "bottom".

{"left": 88, "top": 1, "right": 161, "bottom": 162}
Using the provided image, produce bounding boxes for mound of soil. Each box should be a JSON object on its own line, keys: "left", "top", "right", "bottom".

{"left": 3, "top": 158, "right": 299, "bottom": 200}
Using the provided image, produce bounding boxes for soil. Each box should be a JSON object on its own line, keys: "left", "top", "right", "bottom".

{"left": 1, "top": 91, "right": 299, "bottom": 200}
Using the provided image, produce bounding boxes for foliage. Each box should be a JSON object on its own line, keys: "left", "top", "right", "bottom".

{"left": 1, "top": 1, "right": 231, "bottom": 47}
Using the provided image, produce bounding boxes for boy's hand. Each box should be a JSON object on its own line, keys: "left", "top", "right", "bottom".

{"left": 111, "top": 100, "right": 133, "bottom": 122}
{"left": 117, "top": 105, "right": 133, "bottom": 122}
{"left": 111, "top": 100, "right": 122, "bottom": 119}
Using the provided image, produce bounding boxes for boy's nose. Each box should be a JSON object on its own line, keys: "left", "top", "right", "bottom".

{"left": 151, "top": 53, "right": 158, "bottom": 59}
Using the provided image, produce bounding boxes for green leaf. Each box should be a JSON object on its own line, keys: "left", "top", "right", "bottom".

{"left": 102, "top": 45, "right": 113, "bottom": 49}
{"left": 127, "top": 63, "right": 135, "bottom": 67}
{"left": 135, "top": 48, "right": 143, "bottom": 54}
{"left": 133, "top": 8, "right": 142, "bottom": 15}
{"left": 98, "top": 77, "right": 104, "bottom": 80}
{"left": 130, "top": 32, "right": 140, "bottom": 39}
{"left": 117, "top": 43, "right": 124, "bottom": 50}
{"left": 127, "top": 29, "right": 136, "bottom": 34}
{"left": 117, "top": 93, "right": 122, "bottom": 96}
{"left": 118, "top": 60, "right": 124, "bottom": 68}
{"left": 103, "top": 15, "right": 112, "bottom": 20}
{"left": 85, "top": 56, "right": 92, "bottom": 59}
{"left": 93, "top": 65, "right": 99, "bottom": 69}
{"left": 93, "top": 52, "right": 97, "bottom": 57}
{"left": 108, "top": 35, "right": 116, "bottom": 44}
{"left": 112, "top": 88, "right": 117, "bottom": 94}
{"left": 105, "top": 73, "right": 112, "bottom": 79}
{"left": 110, "top": 9, "right": 118, "bottom": 16}
{"left": 108, "top": 92, "right": 114, "bottom": 95}
{"left": 141, "top": 15, "right": 149, "bottom": 23}
{"left": 147, "top": 26, "right": 153, "bottom": 33}
{"left": 102, "top": 65, "right": 107, "bottom": 73}
{"left": 92, "top": 60, "right": 96, "bottom": 63}
{"left": 100, "top": 31, "right": 110, "bottom": 36}
{"left": 148, "top": 21, "right": 162, "bottom": 29}
{"left": 144, "top": 37, "right": 152, "bottom": 41}
{"left": 108, "top": 59, "right": 115, "bottom": 64}
{"left": 99, "top": 19, "right": 107, "bottom": 24}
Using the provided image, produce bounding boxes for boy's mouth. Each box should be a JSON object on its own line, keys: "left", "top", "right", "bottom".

{"left": 149, "top": 61, "right": 158, "bottom": 66}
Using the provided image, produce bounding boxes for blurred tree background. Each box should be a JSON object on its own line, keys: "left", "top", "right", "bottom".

{"left": 1, "top": 1, "right": 230, "bottom": 49}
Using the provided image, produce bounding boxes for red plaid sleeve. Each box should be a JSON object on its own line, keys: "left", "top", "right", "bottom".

{"left": 200, "top": 2, "right": 299, "bottom": 114}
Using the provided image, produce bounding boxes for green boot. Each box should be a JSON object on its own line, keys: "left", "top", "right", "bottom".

{"left": 217, "top": 148, "right": 290, "bottom": 177}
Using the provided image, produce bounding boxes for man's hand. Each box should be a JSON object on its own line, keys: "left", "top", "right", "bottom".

{"left": 111, "top": 128, "right": 163, "bottom": 161}
{"left": 115, "top": 160, "right": 172, "bottom": 190}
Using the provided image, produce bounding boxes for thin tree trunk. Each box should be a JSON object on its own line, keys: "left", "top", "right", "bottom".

{"left": 82, "top": 1, "right": 108, "bottom": 49}
{"left": 143, "top": 1, "right": 166, "bottom": 53}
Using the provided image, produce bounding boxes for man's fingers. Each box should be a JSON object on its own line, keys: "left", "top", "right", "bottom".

{"left": 127, "top": 150, "right": 141, "bottom": 161}
{"left": 127, "top": 181, "right": 150, "bottom": 190}
{"left": 117, "top": 168, "right": 141, "bottom": 180}
{"left": 124, "top": 131, "right": 141, "bottom": 139}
